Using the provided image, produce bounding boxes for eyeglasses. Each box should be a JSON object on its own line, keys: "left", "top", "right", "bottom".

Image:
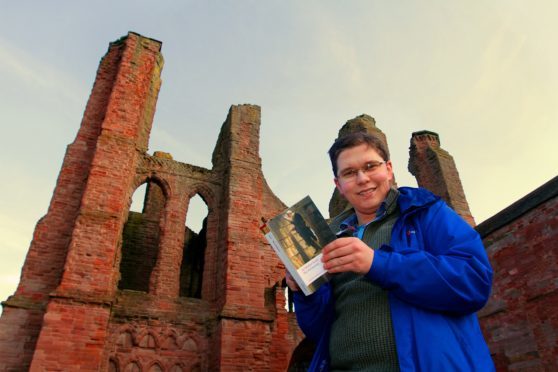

{"left": 337, "top": 161, "right": 386, "bottom": 181}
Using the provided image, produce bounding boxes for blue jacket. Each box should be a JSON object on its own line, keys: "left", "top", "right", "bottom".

{"left": 294, "top": 187, "right": 494, "bottom": 371}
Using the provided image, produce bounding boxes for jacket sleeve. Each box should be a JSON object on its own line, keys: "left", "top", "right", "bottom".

{"left": 366, "top": 201, "right": 493, "bottom": 314}
{"left": 293, "top": 283, "right": 333, "bottom": 341}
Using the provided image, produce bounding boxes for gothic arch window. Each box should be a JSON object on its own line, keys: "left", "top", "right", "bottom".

{"left": 147, "top": 362, "right": 163, "bottom": 372}
{"left": 138, "top": 332, "right": 158, "bottom": 349}
{"left": 119, "top": 178, "right": 166, "bottom": 292}
{"left": 123, "top": 361, "right": 141, "bottom": 372}
{"left": 169, "top": 365, "right": 184, "bottom": 372}
{"left": 117, "top": 330, "right": 134, "bottom": 349}
{"left": 180, "top": 193, "right": 208, "bottom": 298}
{"left": 161, "top": 333, "right": 179, "bottom": 350}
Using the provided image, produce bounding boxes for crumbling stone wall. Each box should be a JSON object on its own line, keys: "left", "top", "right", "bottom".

{"left": 0, "top": 31, "right": 164, "bottom": 370}
{"left": 408, "top": 130, "right": 476, "bottom": 226}
{"left": 180, "top": 222, "right": 206, "bottom": 299}
{"left": 477, "top": 177, "right": 558, "bottom": 371}
{"left": 4, "top": 30, "right": 555, "bottom": 372}
{"left": 0, "top": 32, "right": 302, "bottom": 371}
{"left": 119, "top": 178, "right": 165, "bottom": 292}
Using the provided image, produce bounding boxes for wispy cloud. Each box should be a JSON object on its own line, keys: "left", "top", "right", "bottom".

{"left": 0, "top": 37, "right": 87, "bottom": 106}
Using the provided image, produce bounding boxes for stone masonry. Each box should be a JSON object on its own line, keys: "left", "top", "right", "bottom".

{"left": 477, "top": 176, "right": 558, "bottom": 370}
{"left": 408, "top": 130, "right": 476, "bottom": 226}
{"left": 1, "top": 31, "right": 557, "bottom": 372}
{"left": 0, "top": 32, "right": 302, "bottom": 371}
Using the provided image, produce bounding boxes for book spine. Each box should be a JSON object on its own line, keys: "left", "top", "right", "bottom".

{"left": 264, "top": 231, "right": 313, "bottom": 296}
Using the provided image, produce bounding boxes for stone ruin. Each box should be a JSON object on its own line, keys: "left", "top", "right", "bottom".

{"left": 1, "top": 31, "right": 556, "bottom": 371}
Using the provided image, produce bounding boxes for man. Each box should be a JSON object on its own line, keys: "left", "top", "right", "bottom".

{"left": 286, "top": 132, "right": 494, "bottom": 371}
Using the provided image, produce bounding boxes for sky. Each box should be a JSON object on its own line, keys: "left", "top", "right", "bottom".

{"left": 1, "top": 1, "right": 557, "bottom": 307}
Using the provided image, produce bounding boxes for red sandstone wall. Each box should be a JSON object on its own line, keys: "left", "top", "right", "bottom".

{"left": 408, "top": 131, "right": 476, "bottom": 227}
{"left": 0, "top": 32, "right": 305, "bottom": 372}
{"left": 103, "top": 292, "right": 212, "bottom": 371}
{"left": 479, "top": 195, "right": 558, "bottom": 370}
{"left": 28, "top": 32, "right": 164, "bottom": 371}
{"left": 0, "top": 32, "right": 163, "bottom": 371}
{"left": 210, "top": 104, "right": 304, "bottom": 371}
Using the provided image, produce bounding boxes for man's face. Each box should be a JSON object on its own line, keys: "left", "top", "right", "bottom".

{"left": 334, "top": 144, "right": 393, "bottom": 225}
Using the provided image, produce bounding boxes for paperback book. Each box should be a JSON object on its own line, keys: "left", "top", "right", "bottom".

{"left": 260, "top": 196, "right": 337, "bottom": 296}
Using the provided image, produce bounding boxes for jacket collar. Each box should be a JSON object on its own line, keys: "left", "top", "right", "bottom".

{"left": 397, "top": 187, "right": 439, "bottom": 213}
{"left": 330, "top": 187, "right": 439, "bottom": 232}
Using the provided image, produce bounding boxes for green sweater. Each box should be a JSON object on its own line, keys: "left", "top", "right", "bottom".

{"left": 329, "top": 188, "right": 400, "bottom": 372}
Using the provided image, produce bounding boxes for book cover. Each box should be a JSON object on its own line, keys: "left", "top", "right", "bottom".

{"left": 261, "top": 196, "right": 336, "bottom": 296}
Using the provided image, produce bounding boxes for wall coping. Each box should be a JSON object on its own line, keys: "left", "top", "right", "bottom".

{"left": 476, "top": 175, "right": 558, "bottom": 238}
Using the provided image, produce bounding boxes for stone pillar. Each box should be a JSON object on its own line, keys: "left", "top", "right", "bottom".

{"left": 328, "top": 114, "right": 394, "bottom": 218}
{"left": 21, "top": 32, "right": 164, "bottom": 371}
{"left": 210, "top": 105, "right": 275, "bottom": 370}
{"left": 408, "top": 130, "right": 475, "bottom": 226}
{"left": 148, "top": 175, "right": 185, "bottom": 298}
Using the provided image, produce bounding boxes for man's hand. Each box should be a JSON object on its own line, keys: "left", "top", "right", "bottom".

{"left": 285, "top": 271, "right": 300, "bottom": 291}
{"left": 322, "top": 237, "right": 374, "bottom": 275}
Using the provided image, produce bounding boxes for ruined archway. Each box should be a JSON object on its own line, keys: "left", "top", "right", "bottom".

{"left": 118, "top": 178, "right": 167, "bottom": 292}
{"left": 180, "top": 192, "right": 209, "bottom": 298}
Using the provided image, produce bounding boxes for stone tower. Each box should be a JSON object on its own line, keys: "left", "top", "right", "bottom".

{"left": 328, "top": 114, "right": 393, "bottom": 218}
{"left": 0, "top": 32, "right": 301, "bottom": 371}
{"left": 408, "top": 130, "right": 475, "bottom": 226}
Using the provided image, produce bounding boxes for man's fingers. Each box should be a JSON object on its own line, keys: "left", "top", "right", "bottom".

{"left": 323, "top": 237, "right": 352, "bottom": 253}
{"left": 323, "top": 245, "right": 351, "bottom": 262}
{"left": 327, "top": 259, "right": 355, "bottom": 273}
{"left": 324, "top": 254, "right": 353, "bottom": 270}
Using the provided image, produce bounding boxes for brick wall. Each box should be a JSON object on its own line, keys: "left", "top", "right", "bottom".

{"left": 5, "top": 31, "right": 555, "bottom": 371}
{"left": 0, "top": 32, "right": 303, "bottom": 371}
{"left": 478, "top": 176, "right": 558, "bottom": 370}
{"left": 408, "top": 130, "right": 476, "bottom": 226}
{"left": 119, "top": 211, "right": 161, "bottom": 292}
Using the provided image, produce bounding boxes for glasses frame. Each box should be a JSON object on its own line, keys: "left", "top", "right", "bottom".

{"left": 337, "top": 160, "right": 386, "bottom": 182}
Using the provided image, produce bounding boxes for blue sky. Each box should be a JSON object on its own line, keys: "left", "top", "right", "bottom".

{"left": 1, "top": 1, "right": 557, "bottom": 305}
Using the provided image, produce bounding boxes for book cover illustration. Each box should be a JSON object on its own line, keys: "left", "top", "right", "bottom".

{"left": 261, "top": 196, "right": 337, "bottom": 296}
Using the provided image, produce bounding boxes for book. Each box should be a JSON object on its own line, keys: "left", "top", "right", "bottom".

{"left": 260, "top": 196, "right": 337, "bottom": 296}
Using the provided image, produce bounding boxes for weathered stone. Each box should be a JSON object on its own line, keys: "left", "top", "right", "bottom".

{"left": 477, "top": 177, "right": 558, "bottom": 371}
{"left": 408, "top": 130, "right": 476, "bottom": 226}
{"left": 0, "top": 32, "right": 299, "bottom": 372}
{"left": 2, "top": 30, "right": 557, "bottom": 372}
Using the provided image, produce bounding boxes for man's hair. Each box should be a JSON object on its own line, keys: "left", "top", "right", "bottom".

{"left": 328, "top": 132, "right": 390, "bottom": 176}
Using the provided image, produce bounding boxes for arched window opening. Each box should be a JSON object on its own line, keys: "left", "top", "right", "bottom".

{"left": 180, "top": 194, "right": 208, "bottom": 298}
{"left": 124, "top": 362, "right": 141, "bottom": 372}
{"left": 169, "top": 365, "right": 184, "bottom": 372}
{"left": 129, "top": 183, "right": 146, "bottom": 212}
{"left": 281, "top": 278, "right": 295, "bottom": 313}
{"left": 118, "top": 180, "right": 165, "bottom": 292}
{"left": 148, "top": 363, "right": 163, "bottom": 372}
